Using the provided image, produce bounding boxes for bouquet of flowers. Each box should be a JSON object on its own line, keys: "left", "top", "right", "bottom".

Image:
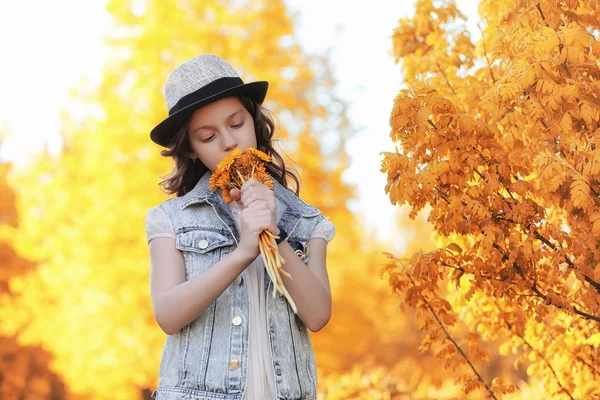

{"left": 209, "top": 147, "right": 297, "bottom": 313}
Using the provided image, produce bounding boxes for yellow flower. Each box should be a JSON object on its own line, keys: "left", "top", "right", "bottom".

{"left": 247, "top": 147, "right": 272, "bottom": 162}
{"left": 215, "top": 148, "right": 243, "bottom": 172}
{"left": 209, "top": 148, "right": 274, "bottom": 199}
{"left": 208, "top": 171, "right": 222, "bottom": 190}
{"left": 222, "top": 191, "right": 232, "bottom": 204}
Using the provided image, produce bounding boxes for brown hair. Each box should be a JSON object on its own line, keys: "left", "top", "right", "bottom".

{"left": 158, "top": 96, "right": 300, "bottom": 198}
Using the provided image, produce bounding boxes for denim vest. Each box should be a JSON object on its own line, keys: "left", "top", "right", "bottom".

{"left": 151, "top": 171, "right": 325, "bottom": 400}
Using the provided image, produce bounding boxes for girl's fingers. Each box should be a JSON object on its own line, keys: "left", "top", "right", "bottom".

{"left": 242, "top": 187, "right": 276, "bottom": 214}
{"left": 242, "top": 203, "right": 270, "bottom": 217}
{"left": 242, "top": 185, "right": 266, "bottom": 198}
{"left": 230, "top": 188, "right": 242, "bottom": 202}
{"left": 241, "top": 199, "right": 276, "bottom": 234}
{"left": 241, "top": 180, "right": 270, "bottom": 197}
{"left": 241, "top": 191, "right": 259, "bottom": 208}
{"left": 241, "top": 178, "right": 259, "bottom": 191}
{"left": 246, "top": 199, "right": 268, "bottom": 210}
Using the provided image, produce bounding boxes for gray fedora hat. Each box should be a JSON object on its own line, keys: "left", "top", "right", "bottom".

{"left": 150, "top": 53, "right": 268, "bottom": 147}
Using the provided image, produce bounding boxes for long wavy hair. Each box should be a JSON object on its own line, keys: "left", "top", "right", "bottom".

{"left": 158, "top": 96, "right": 300, "bottom": 198}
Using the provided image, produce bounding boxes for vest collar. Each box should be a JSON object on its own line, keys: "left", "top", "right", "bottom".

{"left": 180, "top": 170, "right": 304, "bottom": 214}
{"left": 179, "top": 171, "right": 309, "bottom": 243}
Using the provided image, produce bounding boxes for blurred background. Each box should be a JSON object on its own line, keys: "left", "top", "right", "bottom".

{"left": 1, "top": 0, "right": 598, "bottom": 399}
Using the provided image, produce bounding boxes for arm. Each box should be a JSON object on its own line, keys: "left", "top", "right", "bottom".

{"left": 277, "top": 238, "right": 332, "bottom": 332}
{"left": 148, "top": 197, "right": 271, "bottom": 335}
{"left": 149, "top": 239, "right": 254, "bottom": 335}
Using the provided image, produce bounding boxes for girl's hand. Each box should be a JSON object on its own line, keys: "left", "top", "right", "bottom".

{"left": 236, "top": 199, "right": 278, "bottom": 260}
{"left": 236, "top": 178, "right": 276, "bottom": 218}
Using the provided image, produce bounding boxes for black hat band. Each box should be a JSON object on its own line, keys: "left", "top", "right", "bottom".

{"left": 169, "top": 77, "right": 244, "bottom": 116}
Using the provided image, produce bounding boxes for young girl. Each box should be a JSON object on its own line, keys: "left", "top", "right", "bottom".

{"left": 145, "top": 53, "right": 336, "bottom": 400}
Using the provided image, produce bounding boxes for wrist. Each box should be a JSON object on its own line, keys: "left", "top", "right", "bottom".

{"left": 231, "top": 245, "right": 258, "bottom": 266}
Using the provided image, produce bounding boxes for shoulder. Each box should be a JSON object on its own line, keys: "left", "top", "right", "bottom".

{"left": 145, "top": 196, "right": 182, "bottom": 229}
{"left": 297, "top": 199, "right": 322, "bottom": 219}
{"left": 145, "top": 204, "right": 176, "bottom": 243}
{"left": 146, "top": 205, "right": 165, "bottom": 220}
{"left": 150, "top": 196, "right": 185, "bottom": 219}
{"left": 273, "top": 181, "right": 322, "bottom": 218}
{"left": 291, "top": 194, "right": 322, "bottom": 218}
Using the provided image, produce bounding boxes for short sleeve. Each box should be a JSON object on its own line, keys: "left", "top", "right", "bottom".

{"left": 145, "top": 206, "right": 175, "bottom": 244}
{"left": 309, "top": 217, "right": 336, "bottom": 243}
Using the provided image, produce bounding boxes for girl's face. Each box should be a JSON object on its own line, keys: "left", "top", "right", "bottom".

{"left": 187, "top": 96, "right": 257, "bottom": 172}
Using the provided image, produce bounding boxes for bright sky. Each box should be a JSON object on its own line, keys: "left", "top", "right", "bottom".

{"left": 0, "top": 0, "right": 480, "bottom": 245}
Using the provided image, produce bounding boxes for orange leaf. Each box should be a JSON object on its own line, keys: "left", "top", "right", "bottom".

{"left": 446, "top": 243, "right": 463, "bottom": 253}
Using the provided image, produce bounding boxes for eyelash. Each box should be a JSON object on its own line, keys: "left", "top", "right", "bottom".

{"left": 201, "top": 121, "right": 244, "bottom": 142}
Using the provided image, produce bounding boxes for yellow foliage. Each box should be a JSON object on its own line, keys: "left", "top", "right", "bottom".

{"left": 383, "top": 0, "right": 600, "bottom": 398}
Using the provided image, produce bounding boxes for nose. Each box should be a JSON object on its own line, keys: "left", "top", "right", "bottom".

{"left": 222, "top": 130, "right": 238, "bottom": 152}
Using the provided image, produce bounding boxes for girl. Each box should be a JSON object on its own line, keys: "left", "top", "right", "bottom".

{"left": 145, "top": 53, "right": 336, "bottom": 400}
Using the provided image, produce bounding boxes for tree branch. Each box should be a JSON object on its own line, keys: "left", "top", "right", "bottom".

{"left": 533, "top": 231, "right": 600, "bottom": 293}
{"left": 545, "top": 329, "right": 600, "bottom": 377}
{"left": 528, "top": 281, "right": 600, "bottom": 322}
{"left": 536, "top": 3, "right": 549, "bottom": 26}
{"left": 495, "top": 303, "right": 575, "bottom": 400}
{"left": 474, "top": 147, "right": 600, "bottom": 294}
{"left": 436, "top": 62, "right": 457, "bottom": 95}
{"left": 519, "top": 334, "right": 575, "bottom": 399}
{"left": 494, "top": 242, "right": 600, "bottom": 322}
{"left": 560, "top": 62, "right": 571, "bottom": 79}
{"left": 486, "top": 242, "right": 600, "bottom": 322}
{"left": 439, "top": 261, "right": 507, "bottom": 283}
{"left": 477, "top": 23, "right": 496, "bottom": 84}
{"left": 406, "top": 274, "right": 498, "bottom": 400}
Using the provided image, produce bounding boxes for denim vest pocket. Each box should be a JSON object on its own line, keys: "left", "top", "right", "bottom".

{"left": 176, "top": 228, "right": 234, "bottom": 278}
{"left": 176, "top": 228, "right": 233, "bottom": 253}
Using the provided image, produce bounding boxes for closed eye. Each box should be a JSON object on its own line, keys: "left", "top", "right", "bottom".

{"left": 232, "top": 121, "right": 244, "bottom": 129}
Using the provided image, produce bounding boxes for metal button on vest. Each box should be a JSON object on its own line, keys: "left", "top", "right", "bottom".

{"left": 235, "top": 275, "right": 243, "bottom": 285}
{"left": 232, "top": 316, "right": 242, "bottom": 326}
{"left": 198, "top": 239, "right": 209, "bottom": 250}
{"left": 274, "top": 364, "right": 282, "bottom": 376}
{"left": 229, "top": 359, "right": 240, "bottom": 370}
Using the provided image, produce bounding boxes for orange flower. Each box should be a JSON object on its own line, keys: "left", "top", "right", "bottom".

{"left": 209, "top": 147, "right": 275, "bottom": 201}
{"left": 247, "top": 147, "right": 272, "bottom": 162}
{"left": 216, "top": 147, "right": 243, "bottom": 172}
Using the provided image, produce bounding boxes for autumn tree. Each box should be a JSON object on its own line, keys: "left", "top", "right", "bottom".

{"left": 382, "top": 0, "right": 600, "bottom": 398}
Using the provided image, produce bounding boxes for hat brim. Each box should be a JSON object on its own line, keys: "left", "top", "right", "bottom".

{"left": 150, "top": 81, "right": 269, "bottom": 147}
